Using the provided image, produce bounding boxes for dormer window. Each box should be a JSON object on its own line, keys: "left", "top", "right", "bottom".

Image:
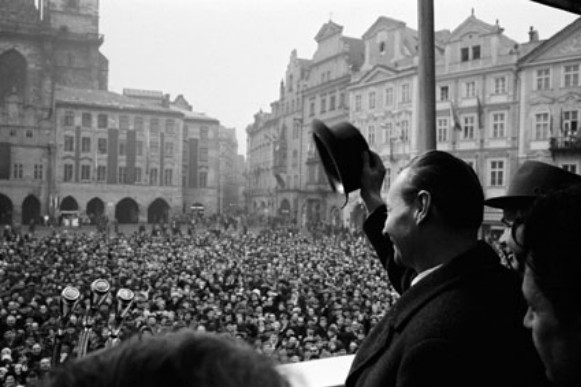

{"left": 472, "top": 45, "right": 481, "bottom": 60}
{"left": 461, "top": 48, "right": 470, "bottom": 62}
{"left": 379, "top": 42, "right": 386, "bottom": 54}
{"left": 461, "top": 45, "right": 481, "bottom": 62}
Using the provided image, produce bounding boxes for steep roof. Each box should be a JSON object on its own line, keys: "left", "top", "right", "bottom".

{"left": 518, "top": 17, "right": 581, "bottom": 65}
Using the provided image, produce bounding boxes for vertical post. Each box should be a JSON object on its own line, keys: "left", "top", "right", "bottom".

{"left": 418, "top": 0, "right": 436, "bottom": 152}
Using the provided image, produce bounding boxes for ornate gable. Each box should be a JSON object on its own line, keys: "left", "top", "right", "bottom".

{"left": 520, "top": 18, "right": 581, "bottom": 65}
{"left": 448, "top": 15, "right": 501, "bottom": 43}
{"left": 362, "top": 16, "right": 406, "bottom": 40}
{"left": 314, "top": 21, "right": 343, "bottom": 43}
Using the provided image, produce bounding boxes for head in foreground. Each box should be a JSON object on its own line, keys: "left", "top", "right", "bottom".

{"left": 43, "top": 330, "right": 289, "bottom": 387}
{"left": 523, "top": 186, "right": 581, "bottom": 385}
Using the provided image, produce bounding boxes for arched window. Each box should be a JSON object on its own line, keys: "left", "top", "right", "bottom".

{"left": 0, "top": 50, "right": 27, "bottom": 103}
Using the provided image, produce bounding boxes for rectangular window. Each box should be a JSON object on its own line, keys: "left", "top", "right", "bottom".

{"left": 81, "top": 137, "right": 91, "bottom": 153}
{"left": 119, "top": 115, "right": 129, "bottom": 130}
{"left": 80, "top": 165, "right": 91, "bottom": 181}
{"left": 320, "top": 96, "right": 326, "bottom": 114}
{"left": 472, "top": 45, "right": 481, "bottom": 60}
{"left": 437, "top": 118, "right": 449, "bottom": 142}
{"left": 536, "top": 68, "right": 551, "bottom": 90}
{"left": 464, "top": 81, "right": 476, "bottom": 98}
{"left": 118, "top": 167, "right": 126, "bottom": 184}
{"left": 339, "top": 92, "right": 345, "bottom": 108}
{"left": 119, "top": 141, "right": 126, "bottom": 156}
{"left": 200, "top": 127, "right": 209, "bottom": 141}
{"left": 563, "top": 64, "right": 580, "bottom": 88}
{"left": 97, "top": 114, "right": 108, "bottom": 129}
{"left": 150, "top": 139, "right": 159, "bottom": 153}
{"left": 463, "top": 116, "right": 475, "bottom": 140}
{"left": 64, "top": 135, "right": 74, "bottom": 152}
{"left": 534, "top": 112, "right": 550, "bottom": 140}
{"left": 309, "top": 101, "right": 315, "bottom": 117}
{"left": 490, "top": 160, "right": 505, "bottom": 187}
{"left": 82, "top": 113, "right": 92, "bottom": 127}
{"left": 329, "top": 95, "right": 336, "bottom": 111}
{"left": 134, "top": 116, "right": 144, "bottom": 132}
{"left": 383, "top": 123, "right": 392, "bottom": 143}
{"left": 199, "top": 171, "right": 207, "bottom": 188}
{"left": 166, "top": 119, "right": 175, "bottom": 134}
{"left": 97, "top": 166, "right": 106, "bottom": 181}
{"left": 369, "top": 91, "right": 376, "bottom": 109}
{"left": 97, "top": 138, "right": 107, "bottom": 154}
{"left": 400, "top": 120, "right": 409, "bottom": 142}
{"left": 12, "top": 163, "right": 23, "bottom": 179}
{"left": 150, "top": 168, "right": 158, "bottom": 185}
{"left": 135, "top": 167, "right": 142, "bottom": 183}
{"left": 439, "top": 86, "right": 449, "bottom": 101}
{"left": 494, "top": 77, "right": 507, "bottom": 94}
{"left": 164, "top": 142, "right": 174, "bottom": 157}
{"left": 199, "top": 147, "right": 208, "bottom": 162}
{"left": 64, "top": 110, "right": 74, "bottom": 127}
{"left": 491, "top": 112, "right": 506, "bottom": 138}
{"left": 164, "top": 169, "right": 173, "bottom": 186}
{"left": 461, "top": 47, "right": 470, "bottom": 62}
{"left": 26, "top": 129, "right": 33, "bottom": 138}
{"left": 34, "top": 164, "right": 43, "bottom": 180}
{"left": 355, "top": 95, "right": 362, "bottom": 112}
{"left": 150, "top": 118, "right": 160, "bottom": 134}
{"left": 368, "top": 125, "right": 376, "bottom": 145}
{"left": 563, "top": 110, "right": 579, "bottom": 135}
{"left": 400, "top": 84, "right": 411, "bottom": 103}
{"left": 385, "top": 87, "right": 394, "bottom": 106}
{"left": 136, "top": 140, "right": 143, "bottom": 156}
{"left": 64, "top": 164, "right": 73, "bottom": 182}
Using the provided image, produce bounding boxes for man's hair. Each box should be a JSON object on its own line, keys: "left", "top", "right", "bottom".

{"left": 524, "top": 185, "right": 581, "bottom": 322}
{"left": 403, "top": 150, "right": 484, "bottom": 231}
{"left": 43, "top": 330, "right": 289, "bottom": 387}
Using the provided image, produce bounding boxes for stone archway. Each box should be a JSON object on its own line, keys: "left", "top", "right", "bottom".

{"left": 147, "top": 198, "right": 170, "bottom": 224}
{"left": 86, "top": 197, "right": 105, "bottom": 224}
{"left": 0, "top": 193, "right": 13, "bottom": 225}
{"left": 115, "top": 197, "right": 139, "bottom": 224}
{"left": 60, "top": 196, "right": 79, "bottom": 211}
{"left": 22, "top": 195, "right": 40, "bottom": 225}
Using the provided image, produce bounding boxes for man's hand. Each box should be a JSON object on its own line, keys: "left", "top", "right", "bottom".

{"left": 360, "top": 151, "right": 386, "bottom": 213}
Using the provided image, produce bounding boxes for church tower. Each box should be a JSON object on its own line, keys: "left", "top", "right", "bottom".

{"left": 43, "top": 0, "right": 108, "bottom": 90}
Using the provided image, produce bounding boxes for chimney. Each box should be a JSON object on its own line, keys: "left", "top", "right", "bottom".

{"left": 529, "top": 26, "right": 539, "bottom": 42}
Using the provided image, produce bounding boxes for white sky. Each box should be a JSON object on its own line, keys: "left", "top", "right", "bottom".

{"left": 99, "top": 0, "right": 578, "bottom": 155}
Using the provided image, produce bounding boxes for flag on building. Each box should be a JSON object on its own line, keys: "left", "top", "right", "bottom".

{"left": 450, "top": 101, "right": 462, "bottom": 131}
{"left": 476, "top": 96, "right": 484, "bottom": 129}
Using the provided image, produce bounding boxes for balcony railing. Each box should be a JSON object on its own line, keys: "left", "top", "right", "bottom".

{"left": 549, "top": 135, "right": 581, "bottom": 153}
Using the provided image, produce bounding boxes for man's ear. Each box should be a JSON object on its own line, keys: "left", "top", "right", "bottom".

{"left": 414, "top": 190, "right": 432, "bottom": 225}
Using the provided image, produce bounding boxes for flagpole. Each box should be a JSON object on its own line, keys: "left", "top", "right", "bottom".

{"left": 418, "top": 0, "right": 436, "bottom": 152}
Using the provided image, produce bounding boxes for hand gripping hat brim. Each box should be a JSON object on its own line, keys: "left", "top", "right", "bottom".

{"left": 312, "top": 119, "right": 370, "bottom": 206}
{"left": 485, "top": 160, "right": 581, "bottom": 209}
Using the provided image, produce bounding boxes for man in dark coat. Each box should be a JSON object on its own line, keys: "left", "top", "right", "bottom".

{"left": 346, "top": 150, "right": 547, "bottom": 387}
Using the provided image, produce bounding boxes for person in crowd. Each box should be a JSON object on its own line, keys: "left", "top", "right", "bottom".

{"left": 485, "top": 161, "right": 581, "bottom": 272}
{"left": 521, "top": 186, "right": 581, "bottom": 386}
{"left": 43, "top": 330, "right": 289, "bottom": 387}
{"left": 346, "top": 150, "right": 547, "bottom": 387}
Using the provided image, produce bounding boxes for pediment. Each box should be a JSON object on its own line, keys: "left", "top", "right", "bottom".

{"left": 357, "top": 66, "right": 398, "bottom": 85}
{"left": 557, "top": 92, "right": 581, "bottom": 104}
{"left": 449, "top": 15, "right": 500, "bottom": 42}
{"left": 533, "top": 32, "right": 581, "bottom": 62}
{"left": 520, "top": 19, "right": 581, "bottom": 65}
{"left": 529, "top": 95, "right": 555, "bottom": 105}
{"left": 362, "top": 16, "right": 405, "bottom": 39}
{"left": 315, "top": 21, "right": 343, "bottom": 43}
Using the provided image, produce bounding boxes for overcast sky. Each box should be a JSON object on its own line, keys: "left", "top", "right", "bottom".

{"left": 99, "top": 0, "right": 578, "bottom": 155}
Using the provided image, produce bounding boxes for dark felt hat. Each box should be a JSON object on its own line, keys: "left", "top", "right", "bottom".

{"left": 312, "top": 120, "right": 370, "bottom": 205}
{"left": 485, "top": 160, "right": 581, "bottom": 209}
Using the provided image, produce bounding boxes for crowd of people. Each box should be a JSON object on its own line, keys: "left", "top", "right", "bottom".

{"left": 0, "top": 219, "right": 397, "bottom": 386}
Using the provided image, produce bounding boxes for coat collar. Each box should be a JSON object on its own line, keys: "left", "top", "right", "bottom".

{"left": 390, "top": 241, "right": 500, "bottom": 330}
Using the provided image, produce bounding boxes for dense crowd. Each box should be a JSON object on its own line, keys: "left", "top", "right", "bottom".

{"left": 0, "top": 220, "right": 397, "bottom": 386}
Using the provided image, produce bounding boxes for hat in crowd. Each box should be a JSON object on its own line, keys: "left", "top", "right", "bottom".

{"left": 312, "top": 119, "right": 370, "bottom": 205}
{"left": 485, "top": 160, "right": 581, "bottom": 209}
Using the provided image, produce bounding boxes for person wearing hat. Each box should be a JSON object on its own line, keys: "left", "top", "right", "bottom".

{"left": 520, "top": 185, "right": 581, "bottom": 385}
{"left": 485, "top": 161, "right": 581, "bottom": 272}
{"left": 344, "top": 149, "right": 547, "bottom": 387}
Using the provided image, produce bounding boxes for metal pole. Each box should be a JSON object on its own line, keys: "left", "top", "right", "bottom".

{"left": 418, "top": 0, "right": 437, "bottom": 151}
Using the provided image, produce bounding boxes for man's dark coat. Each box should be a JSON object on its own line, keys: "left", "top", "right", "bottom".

{"left": 346, "top": 206, "right": 547, "bottom": 387}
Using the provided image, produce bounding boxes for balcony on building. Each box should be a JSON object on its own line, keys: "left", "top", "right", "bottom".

{"left": 550, "top": 132, "right": 581, "bottom": 155}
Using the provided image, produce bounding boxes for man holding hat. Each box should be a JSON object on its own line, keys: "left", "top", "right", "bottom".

{"left": 485, "top": 161, "right": 581, "bottom": 272}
